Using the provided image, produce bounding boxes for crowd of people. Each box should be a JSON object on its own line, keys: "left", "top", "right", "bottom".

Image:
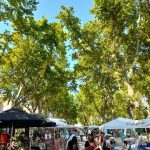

{"left": 0, "top": 128, "right": 116, "bottom": 150}
{"left": 2, "top": 127, "right": 146, "bottom": 150}
{"left": 40, "top": 128, "right": 148, "bottom": 150}
{"left": 66, "top": 130, "right": 116, "bottom": 150}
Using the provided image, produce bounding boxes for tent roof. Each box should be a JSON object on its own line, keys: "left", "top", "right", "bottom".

{"left": 0, "top": 107, "right": 56, "bottom": 128}
{"left": 100, "top": 117, "right": 150, "bottom": 129}
{"left": 47, "top": 118, "right": 67, "bottom": 127}
{"left": 99, "top": 117, "right": 135, "bottom": 129}
{"left": 74, "top": 123, "right": 83, "bottom": 128}
{"left": 89, "top": 125, "right": 99, "bottom": 129}
{"left": 0, "top": 108, "right": 43, "bottom": 121}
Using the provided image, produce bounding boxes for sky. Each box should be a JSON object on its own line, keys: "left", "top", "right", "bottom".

{"left": 1, "top": 0, "right": 94, "bottom": 34}
{"left": 1, "top": 0, "right": 94, "bottom": 69}
{"left": 34, "top": 0, "right": 94, "bottom": 23}
{"left": 34, "top": 0, "right": 94, "bottom": 69}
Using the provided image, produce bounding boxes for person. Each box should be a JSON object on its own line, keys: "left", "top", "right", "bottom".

{"left": 44, "top": 130, "right": 52, "bottom": 150}
{"left": 118, "top": 129, "right": 125, "bottom": 150}
{"left": 33, "top": 130, "right": 41, "bottom": 141}
{"left": 85, "top": 141, "right": 90, "bottom": 148}
{"left": 18, "top": 132, "right": 29, "bottom": 149}
{"left": 135, "top": 133, "right": 144, "bottom": 149}
{"left": 85, "top": 129, "right": 88, "bottom": 139}
{"left": 44, "top": 130, "right": 52, "bottom": 140}
{"left": 102, "top": 135, "right": 111, "bottom": 150}
{"left": 126, "top": 129, "right": 131, "bottom": 138}
{"left": 67, "top": 129, "right": 76, "bottom": 142}
{"left": 54, "top": 133, "right": 61, "bottom": 150}
{"left": 64, "top": 130, "right": 69, "bottom": 148}
{"left": 110, "top": 138, "right": 116, "bottom": 150}
{"left": 60, "top": 130, "right": 65, "bottom": 150}
{"left": 118, "top": 129, "right": 125, "bottom": 142}
{"left": 113, "top": 129, "right": 118, "bottom": 137}
{"left": 0, "top": 131, "right": 10, "bottom": 148}
{"left": 9, "top": 139, "right": 17, "bottom": 150}
{"left": 79, "top": 129, "right": 84, "bottom": 142}
{"left": 67, "top": 136, "right": 79, "bottom": 150}
{"left": 85, "top": 134, "right": 91, "bottom": 148}
{"left": 85, "top": 134, "right": 99, "bottom": 150}
{"left": 88, "top": 129, "right": 91, "bottom": 135}
{"left": 66, "top": 129, "right": 76, "bottom": 150}
{"left": 98, "top": 132, "right": 105, "bottom": 150}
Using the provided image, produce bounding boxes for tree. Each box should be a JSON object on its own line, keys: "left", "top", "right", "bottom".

{"left": 91, "top": 0, "right": 150, "bottom": 119}
{"left": 57, "top": 0, "right": 150, "bottom": 123}
{"left": 0, "top": 0, "right": 38, "bottom": 106}
{"left": 1, "top": 0, "right": 149, "bottom": 124}
{"left": 0, "top": 0, "right": 38, "bottom": 21}
{"left": 0, "top": 4, "right": 78, "bottom": 122}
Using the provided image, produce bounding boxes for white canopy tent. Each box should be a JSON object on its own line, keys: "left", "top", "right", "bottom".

{"left": 100, "top": 117, "right": 150, "bottom": 129}
{"left": 47, "top": 118, "right": 67, "bottom": 127}
{"left": 99, "top": 117, "right": 139, "bottom": 129}
{"left": 125, "top": 119, "right": 150, "bottom": 129}
{"left": 89, "top": 125, "right": 100, "bottom": 129}
{"left": 139, "top": 119, "right": 150, "bottom": 127}
{"left": 74, "top": 123, "right": 83, "bottom": 128}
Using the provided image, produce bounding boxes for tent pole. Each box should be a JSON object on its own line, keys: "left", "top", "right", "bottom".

{"left": 145, "top": 128, "right": 149, "bottom": 141}
{"left": 54, "top": 127, "right": 55, "bottom": 139}
{"left": 9, "top": 122, "right": 13, "bottom": 150}
{"left": 29, "top": 127, "right": 31, "bottom": 150}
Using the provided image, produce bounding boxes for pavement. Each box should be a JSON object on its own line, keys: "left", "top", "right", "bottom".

{"left": 77, "top": 136, "right": 86, "bottom": 150}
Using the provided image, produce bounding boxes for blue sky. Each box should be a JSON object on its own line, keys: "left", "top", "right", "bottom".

{"left": 1, "top": 0, "right": 94, "bottom": 69}
{"left": 34, "top": 0, "right": 94, "bottom": 23}
{"left": 34, "top": 1, "right": 94, "bottom": 92}
{"left": 1, "top": 0, "right": 94, "bottom": 35}
{"left": 34, "top": 0, "right": 94, "bottom": 69}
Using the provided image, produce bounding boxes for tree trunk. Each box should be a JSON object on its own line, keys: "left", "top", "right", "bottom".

{"left": 147, "top": 0, "right": 150, "bottom": 14}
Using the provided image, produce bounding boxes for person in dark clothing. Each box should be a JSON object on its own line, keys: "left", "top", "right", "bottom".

{"left": 85, "top": 141, "right": 90, "bottom": 148}
{"left": 102, "top": 135, "right": 111, "bottom": 150}
{"left": 110, "top": 138, "right": 116, "bottom": 150}
{"left": 67, "top": 136, "right": 79, "bottom": 150}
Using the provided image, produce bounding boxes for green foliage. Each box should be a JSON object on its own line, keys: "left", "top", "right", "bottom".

{"left": 0, "top": 0, "right": 150, "bottom": 124}
{"left": 0, "top": 1, "right": 77, "bottom": 123}
{"left": 58, "top": 1, "right": 150, "bottom": 124}
{"left": 0, "top": 0, "right": 38, "bottom": 21}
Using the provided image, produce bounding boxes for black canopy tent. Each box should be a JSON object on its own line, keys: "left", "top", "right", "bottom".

{"left": 0, "top": 107, "right": 56, "bottom": 150}
{"left": 0, "top": 107, "right": 56, "bottom": 128}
